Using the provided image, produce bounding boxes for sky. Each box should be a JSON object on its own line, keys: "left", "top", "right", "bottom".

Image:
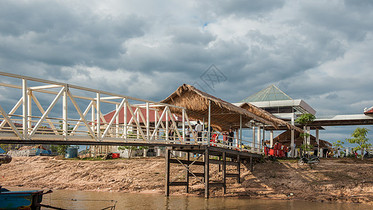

{"left": 0, "top": 0, "right": 372, "bottom": 145}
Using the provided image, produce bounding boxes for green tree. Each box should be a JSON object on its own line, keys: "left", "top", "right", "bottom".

{"left": 346, "top": 127, "right": 371, "bottom": 160}
{"left": 118, "top": 146, "right": 150, "bottom": 158}
{"left": 50, "top": 145, "right": 69, "bottom": 156}
{"left": 50, "top": 120, "right": 73, "bottom": 156}
{"left": 333, "top": 140, "right": 344, "bottom": 149}
{"left": 118, "top": 146, "right": 137, "bottom": 159}
{"left": 296, "top": 114, "right": 316, "bottom": 154}
{"left": 300, "top": 143, "right": 313, "bottom": 152}
{"left": 295, "top": 113, "right": 316, "bottom": 125}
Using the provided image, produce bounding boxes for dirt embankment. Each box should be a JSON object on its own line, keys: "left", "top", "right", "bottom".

{"left": 1, "top": 156, "right": 372, "bottom": 205}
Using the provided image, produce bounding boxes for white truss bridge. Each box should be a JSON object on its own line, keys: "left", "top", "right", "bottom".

{"left": 0, "top": 72, "right": 263, "bottom": 154}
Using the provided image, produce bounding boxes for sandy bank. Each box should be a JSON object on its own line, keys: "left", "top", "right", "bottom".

{"left": 1, "top": 156, "right": 372, "bottom": 205}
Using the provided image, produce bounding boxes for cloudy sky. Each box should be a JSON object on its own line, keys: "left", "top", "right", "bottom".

{"left": 1, "top": 0, "right": 373, "bottom": 143}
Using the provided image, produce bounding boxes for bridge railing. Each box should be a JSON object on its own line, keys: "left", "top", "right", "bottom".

{"left": 0, "top": 72, "right": 264, "bottom": 154}
{"left": 195, "top": 131, "right": 263, "bottom": 154}
{"left": 0, "top": 72, "right": 191, "bottom": 144}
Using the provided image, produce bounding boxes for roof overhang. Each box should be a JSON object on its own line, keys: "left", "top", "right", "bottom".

{"left": 309, "top": 114, "right": 373, "bottom": 126}
{"left": 160, "top": 84, "right": 301, "bottom": 131}
{"left": 250, "top": 99, "right": 316, "bottom": 115}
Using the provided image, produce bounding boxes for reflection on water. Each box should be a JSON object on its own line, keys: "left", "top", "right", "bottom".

{"left": 7, "top": 188, "right": 372, "bottom": 210}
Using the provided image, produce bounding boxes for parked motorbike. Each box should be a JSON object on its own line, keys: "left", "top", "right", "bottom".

{"left": 298, "top": 155, "right": 320, "bottom": 166}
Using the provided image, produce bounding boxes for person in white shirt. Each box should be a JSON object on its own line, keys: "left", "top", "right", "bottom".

{"left": 185, "top": 126, "right": 190, "bottom": 142}
{"left": 195, "top": 121, "right": 202, "bottom": 142}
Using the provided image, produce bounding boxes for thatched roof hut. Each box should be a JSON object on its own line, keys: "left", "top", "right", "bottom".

{"left": 236, "top": 102, "right": 303, "bottom": 133}
{"left": 160, "top": 84, "right": 300, "bottom": 132}
{"left": 272, "top": 130, "right": 332, "bottom": 148}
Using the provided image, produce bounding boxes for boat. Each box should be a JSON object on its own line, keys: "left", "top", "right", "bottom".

{"left": 0, "top": 187, "right": 52, "bottom": 210}
{"left": 0, "top": 154, "right": 12, "bottom": 165}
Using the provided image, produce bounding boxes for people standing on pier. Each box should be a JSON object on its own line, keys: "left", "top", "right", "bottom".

{"left": 228, "top": 128, "right": 234, "bottom": 147}
{"left": 222, "top": 131, "right": 228, "bottom": 145}
{"left": 185, "top": 126, "right": 190, "bottom": 142}
{"left": 195, "top": 121, "right": 203, "bottom": 142}
{"left": 168, "top": 120, "right": 174, "bottom": 141}
{"left": 337, "top": 148, "right": 341, "bottom": 158}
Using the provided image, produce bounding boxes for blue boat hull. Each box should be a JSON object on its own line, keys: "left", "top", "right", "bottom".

{"left": 0, "top": 188, "right": 44, "bottom": 210}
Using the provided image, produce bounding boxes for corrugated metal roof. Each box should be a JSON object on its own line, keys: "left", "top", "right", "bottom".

{"left": 240, "top": 84, "right": 292, "bottom": 102}
{"left": 364, "top": 106, "right": 373, "bottom": 114}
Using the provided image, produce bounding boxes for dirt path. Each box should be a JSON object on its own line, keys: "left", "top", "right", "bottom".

{"left": 1, "top": 156, "right": 372, "bottom": 205}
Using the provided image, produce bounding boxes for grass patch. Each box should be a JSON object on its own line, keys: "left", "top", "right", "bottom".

{"left": 276, "top": 158, "right": 298, "bottom": 163}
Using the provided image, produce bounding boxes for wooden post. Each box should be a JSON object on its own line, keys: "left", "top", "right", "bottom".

{"left": 252, "top": 126, "right": 256, "bottom": 152}
{"left": 239, "top": 115, "right": 242, "bottom": 150}
{"left": 182, "top": 109, "right": 185, "bottom": 143}
{"left": 270, "top": 130, "right": 274, "bottom": 148}
{"left": 218, "top": 156, "right": 221, "bottom": 172}
{"left": 223, "top": 152, "right": 226, "bottom": 194}
{"left": 205, "top": 148, "right": 209, "bottom": 198}
{"left": 208, "top": 100, "right": 211, "bottom": 142}
{"left": 257, "top": 125, "right": 261, "bottom": 152}
{"left": 186, "top": 152, "right": 190, "bottom": 193}
{"left": 316, "top": 128, "right": 320, "bottom": 157}
{"left": 237, "top": 155, "right": 240, "bottom": 183}
{"left": 165, "top": 148, "right": 170, "bottom": 196}
{"left": 250, "top": 156, "right": 253, "bottom": 172}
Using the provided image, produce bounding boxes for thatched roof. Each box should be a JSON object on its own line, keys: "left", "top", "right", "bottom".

{"left": 273, "top": 130, "right": 332, "bottom": 148}
{"left": 236, "top": 102, "right": 303, "bottom": 133}
{"left": 160, "top": 84, "right": 291, "bottom": 131}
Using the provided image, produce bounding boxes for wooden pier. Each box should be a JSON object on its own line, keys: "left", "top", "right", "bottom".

{"left": 165, "top": 145, "right": 261, "bottom": 198}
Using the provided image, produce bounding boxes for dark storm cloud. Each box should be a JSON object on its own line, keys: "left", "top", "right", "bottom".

{"left": 298, "top": 2, "right": 373, "bottom": 42}
{"left": 199, "top": 0, "right": 285, "bottom": 17}
{"left": 0, "top": 0, "right": 372, "bottom": 120}
{"left": 0, "top": 1, "right": 146, "bottom": 72}
{"left": 0, "top": 0, "right": 372, "bottom": 144}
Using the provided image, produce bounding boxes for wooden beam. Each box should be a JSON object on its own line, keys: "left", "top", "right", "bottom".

{"left": 188, "top": 172, "right": 204, "bottom": 177}
{"left": 210, "top": 159, "right": 239, "bottom": 166}
{"left": 226, "top": 173, "right": 239, "bottom": 178}
{"left": 237, "top": 155, "right": 241, "bottom": 183}
{"left": 223, "top": 151, "right": 226, "bottom": 194}
{"left": 186, "top": 152, "right": 189, "bottom": 193}
{"left": 169, "top": 182, "right": 188, "bottom": 186}
{"left": 165, "top": 148, "right": 170, "bottom": 196}
{"left": 169, "top": 159, "right": 204, "bottom": 166}
{"left": 209, "top": 183, "right": 225, "bottom": 187}
{"left": 250, "top": 156, "right": 253, "bottom": 172}
{"left": 205, "top": 148, "right": 209, "bottom": 198}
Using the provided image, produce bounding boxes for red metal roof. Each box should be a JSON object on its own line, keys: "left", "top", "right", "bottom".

{"left": 364, "top": 106, "right": 373, "bottom": 114}
{"left": 103, "top": 107, "right": 180, "bottom": 124}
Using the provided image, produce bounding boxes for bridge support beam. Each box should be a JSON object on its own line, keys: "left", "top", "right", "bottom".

{"left": 204, "top": 148, "right": 209, "bottom": 198}
{"left": 222, "top": 151, "right": 226, "bottom": 194}
{"left": 186, "top": 152, "right": 190, "bottom": 193}
{"left": 165, "top": 148, "right": 170, "bottom": 196}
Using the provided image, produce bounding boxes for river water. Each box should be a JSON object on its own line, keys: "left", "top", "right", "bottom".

{"left": 32, "top": 189, "right": 371, "bottom": 210}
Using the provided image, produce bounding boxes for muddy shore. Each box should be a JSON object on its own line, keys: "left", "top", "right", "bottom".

{"left": 1, "top": 156, "right": 372, "bottom": 205}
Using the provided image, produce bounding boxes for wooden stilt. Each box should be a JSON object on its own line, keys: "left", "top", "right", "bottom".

{"left": 237, "top": 155, "right": 240, "bottom": 183}
{"left": 218, "top": 156, "right": 221, "bottom": 172}
{"left": 250, "top": 156, "right": 253, "bottom": 172}
{"left": 204, "top": 148, "right": 209, "bottom": 198}
{"left": 165, "top": 148, "right": 170, "bottom": 196}
{"left": 186, "top": 152, "right": 190, "bottom": 193}
{"left": 223, "top": 151, "right": 226, "bottom": 194}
